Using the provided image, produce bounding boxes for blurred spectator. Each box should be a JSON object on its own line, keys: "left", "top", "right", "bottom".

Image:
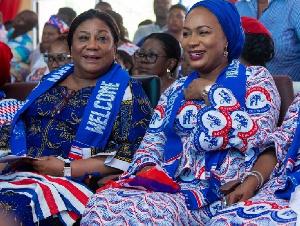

{"left": 165, "top": 4, "right": 186, "bottom": 42}
{"left": 236, "top": 0, "right": 300, "bottom": 81}
{"left": 179, "top": 54, "right": 195, "bottom": 77}
{"left": 133, "top": 0, "right": 172, "bottom": 45}
{"left": 6, "top": 10, "right": 38, "bottom": 82}
{"left": 95, "top": 1, "right": 112, "bottom": 11}
{"left": 4, "top": 20, "right": 13, "bottom": 31}
{"left": 56, "top": 7, "right": 77, "bottom": 27}
{"left": 27, "top": 15, "right": 69, "bottom": 82}
{"left": 134, "top": 33, "right": 181, "bottom": 92}
{"left": 116, "top": 50, "right": 134, "bottom": 74}
{"left": 0, "top": 11, "right": 7, "bottom": 41}
{"left": 239, "top": 16, "right": 274, "bottom": 67}
{"left": 105, "top": 10, "right": 139, "bottom": 56}
{"left": 43, "top": 33, "right": 72, "bottom": 72}
{"left": 138, "top": 19, "right": 153, "bottom": 28}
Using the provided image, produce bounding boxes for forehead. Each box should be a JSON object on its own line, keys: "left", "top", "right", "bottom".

{"left": 43, "top": 25, "right": 59, "bottom": 33}
{"left": 184, "top": 7, "right": 220, "bottom": 28}
{"left": 49, "top": 42, "right": 69, "bottom": 53}
{"left": 169, "top": 8, "right": 186, "bottom": 15}
{"left": 141, "top": 38, "right": 165, "bottom": 52}
{"left": 75, "top": 18, "right": 111, "bottom": 33}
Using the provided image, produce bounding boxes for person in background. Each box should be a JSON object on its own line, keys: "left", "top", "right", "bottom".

{"left": 105, "top": 10, "right": 139, "bottom": 56}
{"left": 239, "top": 16, "right": 274, "bottom": 67}
{"left": 133, "top": 32, "right": 181, "bottom": 92}
{"left": 3, "top": 20, "right": 13, "bottom": 31}
{"left": 116, "top": 49, "right": 134, "bottom": 75}
{"left": 43, "top": 32, "right": 72, "bottom": 72}
{"left": 179, "top": 53, "right": 194, "bottom": 77}
{"left": 236, "top": 0, "right": 300, "bottom": 81}
{"left": 133, "top": 0, "right": 172, "bottom": 45}
{"left": 81, "top": 0, "right": 280, "bottom": 225}
{"left": 94, "top": 1, "right": 113, "bottom": 12}
{"left": 5, "top": 10, "right": 38, "bottom": 82}
{"left": 138, "top": 19, "right": 153, "bottom": 28}
{"left": 0, "top": 42, "right": 24, "bottom": 172}
{"left": 0, "top": 9, "right": 152, "bottom": 225}
{"left": 0, "top": 11, "right": 7, "bottom": 41}
{"left": 165, "top": 3, "right": 186, "bottom": 42}
{"left": 27, "top": 15, "right": 69, "bottom": 82}
{"left": 56, "top": 7, "right": 77, "bottom": 27}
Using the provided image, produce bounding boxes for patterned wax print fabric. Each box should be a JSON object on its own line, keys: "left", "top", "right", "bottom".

{"left": 6, "top": 28, "right": 33, "bottom": 81}
{"left": 236, "top": 0, "right": 300, "bottom": 81}
{"left": 208, "top": 94, "right": 300, "bottom": 225}
{"left": 81, "top": 63, "right": 281, "bottom": 225}
{"left": 0, "top": 78, "right": 152, "bottom": 225}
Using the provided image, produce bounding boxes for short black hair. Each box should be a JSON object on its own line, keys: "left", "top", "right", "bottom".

{"left": 67, "top": 9, "right": 120, "bottom": 50}
{"left": 57, "top": 7, "right": 77, "bottom": 26}
{"left": 144, "top": 33, "right": 181, "bottom": 73}
{"left": 169, "top": 3, "right": 187, "bottom": 13}
{"left": 95, "top": 2, "right": 112, "bottom": 11}
{"left": 241, "top": 34, "right": 274, "bottom": 67}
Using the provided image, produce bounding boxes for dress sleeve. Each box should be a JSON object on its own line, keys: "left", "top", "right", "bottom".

{"left": 99, "top": 79, "right": 153, "bottom": 171}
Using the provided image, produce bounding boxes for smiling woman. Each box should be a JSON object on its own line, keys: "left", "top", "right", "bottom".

{"left": 0, "top": 9, "right": 152, "bottom": 225}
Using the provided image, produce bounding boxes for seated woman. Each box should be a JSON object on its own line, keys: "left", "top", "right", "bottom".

{"left": 0, "top": 9, "right": 152, "bottom": 225}
{"left": 209, "top": 94, "right": 300, "bottom": 225}
{"left": 27, "top": 15, "right": 69, "bottom": 82}
{"left": 43, "top": 32, "right": 72, "bottom": 72}
{"left": 81, "top": 1, "right": 280, "bottom": 225}
{"left": 239, "top": 16, "right": 274, "bottom": 67}
{"left": 133, "top": 32, "right": 181, "bottom": 93}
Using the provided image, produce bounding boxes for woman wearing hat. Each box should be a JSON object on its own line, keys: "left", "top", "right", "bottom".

{"left": 81, "top": 0, "right": 280, "bottom": 224}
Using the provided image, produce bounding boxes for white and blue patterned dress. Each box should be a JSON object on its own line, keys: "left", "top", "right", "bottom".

{"left": 81, "top": 64, "right": 280, "bottom": 225}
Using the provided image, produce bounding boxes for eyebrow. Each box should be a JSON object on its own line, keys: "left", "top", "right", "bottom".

{"left": 78, "top": 30, "right": 109, "bottom": 34}
{"left": 183, "top": 25, "right": 212, "bottom": 30}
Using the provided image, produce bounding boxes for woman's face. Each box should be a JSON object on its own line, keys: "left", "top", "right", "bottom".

{"left": 71, "top": 18, "right": 116, "bottom": 78}
{"left": 181, "top": 7, "right": 228, "bottom": 74}
{"left": 47, "top": 42, "right": 72, "bottom": 72}
{"left": 135, "top": 38, "right": 170, "bottom": 77}
{"left": 41, "top": 25, "right": 60, "bottom": 51}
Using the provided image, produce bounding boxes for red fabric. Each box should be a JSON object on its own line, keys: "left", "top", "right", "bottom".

{"left": 0, "top": 0, "right": 21, "bottom": 23}
{"left": 0, "top": 41, "right": 12, "bottom": 86}
{"left": 241, "top": 16, "right": 271, "bottom": 37}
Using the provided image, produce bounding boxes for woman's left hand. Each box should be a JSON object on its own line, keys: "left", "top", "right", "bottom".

{"left": 225, "top": 176, "right": 257, "bottom": 206}
{"left": 29, "top": 156, "right": 64, "bottom": 177}
{"left": 184, "top": 78, "right": 213, "bottom": 100}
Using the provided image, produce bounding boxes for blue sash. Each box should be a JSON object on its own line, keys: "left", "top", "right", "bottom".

{"left": 10, "top": 63, "right": 130, "bottom": 156}
{"left": 163, "top": 60, "right": 247, "bottom": 177}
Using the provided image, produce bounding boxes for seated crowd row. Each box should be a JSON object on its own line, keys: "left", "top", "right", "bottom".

{"left": 0, "top": 0, "right": 299, "bottom": 225}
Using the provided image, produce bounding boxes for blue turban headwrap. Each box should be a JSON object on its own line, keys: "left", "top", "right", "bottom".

{"left": 187, "top": 0, "right": 245, "bottom": 63}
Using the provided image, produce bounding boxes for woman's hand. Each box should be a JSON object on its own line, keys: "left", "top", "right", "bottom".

{"left": 184, "top": 78, "right": 214, "bottom": 101}
{"left": 29, "top": 156, "right": 64, "bottom": 177}
{"left": 225, "top": 175, "right": 258, "bottom": 206}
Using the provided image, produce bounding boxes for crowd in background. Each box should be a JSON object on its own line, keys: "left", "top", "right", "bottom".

{"left": 0, "top": 0, "right": 300, "bottom": 225}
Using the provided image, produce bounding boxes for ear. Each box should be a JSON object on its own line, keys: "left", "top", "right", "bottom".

{"left": 167, "top": 58, "right": 178, "bottom": 72}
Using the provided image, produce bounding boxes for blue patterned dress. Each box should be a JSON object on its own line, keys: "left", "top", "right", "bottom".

{"left": 81, "top": 64, "right": 280, "bottom": 225}
{"left": 0, "top": 78, "right": 153, "bottom": 225}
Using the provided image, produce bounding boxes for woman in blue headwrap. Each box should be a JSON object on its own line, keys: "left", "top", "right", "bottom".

{"left": 81, "top": 0, "right": 280, "bottom": 224}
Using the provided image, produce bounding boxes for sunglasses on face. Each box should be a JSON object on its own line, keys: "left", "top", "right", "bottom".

{"left": 43, "top": 53, "right": 71, "bottom": 65}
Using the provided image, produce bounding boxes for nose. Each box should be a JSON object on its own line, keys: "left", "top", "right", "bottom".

{"left": 86, "top": 38, "right": 98, "bottom": 50}
{"left": 186, "top": 33, "right": 199, "bottom": 48}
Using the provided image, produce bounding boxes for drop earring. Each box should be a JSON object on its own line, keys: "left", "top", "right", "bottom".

{"left": 223, "top": 45, "right": 228, "bottom": 58}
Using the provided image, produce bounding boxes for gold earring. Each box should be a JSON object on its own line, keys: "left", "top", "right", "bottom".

{"left": 223, "top": 46, "right": 228, "bottom": 58}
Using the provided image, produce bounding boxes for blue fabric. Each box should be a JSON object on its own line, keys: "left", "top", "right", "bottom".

{"left": 10, "top": 63, "right": 130, "bottom": 156}
{"left": 236, "top": 0, "right": 300, "bottom": 81}
{"left": 163, "top": 60, "right": 247, "bottom": 180}
{"left": 188, "top": 0, "right": 245, "bottom": 63}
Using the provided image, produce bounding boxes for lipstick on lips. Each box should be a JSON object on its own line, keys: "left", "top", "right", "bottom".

{"left": 188, "top": 50, "right": 204, "bottom": 61}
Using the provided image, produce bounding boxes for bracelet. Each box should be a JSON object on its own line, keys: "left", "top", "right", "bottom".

{"left": 241, "top": 172, "right": 261, "bottom": 191}
{"left": 251, "top": 171, "right": 264, "bottom": 189}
